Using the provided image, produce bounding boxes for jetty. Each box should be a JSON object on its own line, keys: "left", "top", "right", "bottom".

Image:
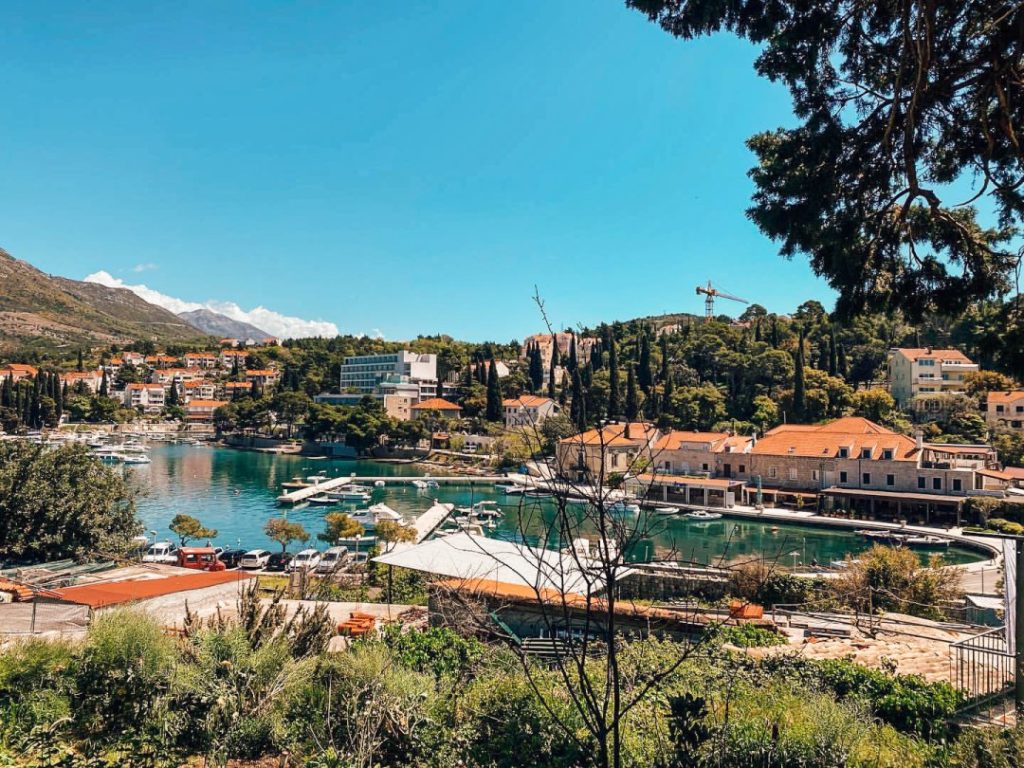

{"left": 276, "top": 474, "right": 522, "bottom": 504}
{"left": 410, "top": 502, "right": 456, "bottom": 542}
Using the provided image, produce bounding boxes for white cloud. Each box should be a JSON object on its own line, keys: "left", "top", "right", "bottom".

{"left": 131, "top": 262, "right": 158, "bottom": 273}
{"left": 83, "top": 271, "right": 340, "bottom": 339}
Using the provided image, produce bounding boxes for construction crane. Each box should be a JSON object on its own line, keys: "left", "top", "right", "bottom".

{"left": 695, "top": 281, "right": 748, "bottom": 321}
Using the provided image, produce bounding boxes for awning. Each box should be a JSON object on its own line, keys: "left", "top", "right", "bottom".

{"left": 820, "top": 487, "right": 964, "bottom": 505}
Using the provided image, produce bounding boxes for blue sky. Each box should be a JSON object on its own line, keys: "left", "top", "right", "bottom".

{"left": 0, "top": 1, "right": 834, "bottom": 341}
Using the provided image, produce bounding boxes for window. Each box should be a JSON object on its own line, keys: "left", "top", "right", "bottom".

{"left": 838, "top": 447, "right": 849, "bottom": 458}
{"left": 882, "top": 449, "right": 893, "bottom": 460}
{"left": 860, "top": 447, "right": 872, "bottom": 459}
{"left": 997, "top": 405, "right": 1005, "bottom": 413}
{"left": 1016, "top": 406, "right": 1024, "bottom": 413}
{"left": 933, "top": 477, "right": 942, "bottom": 490}
{"left": 769, "top": 467, "right": 777, "bottom": 479}
{"left": 862, "top": 472, "right": 871, "bottom": 485}
{"left": 886, "top": 474, "right": 895, "bottom": 486}
{"left": 918, "top": 477, "right": 926, "bottom": 489}
{"left": 812, "top": 470, "right": 819, "bottom": 481}
{"left": 953, "top": 478, "right": 962, "bottom": 492}
{"left": 739, "top": 464, "right": 746, "bottom": 474}
{"left": 701, "top": 463, "right": 709, "bottom": 471}
{"left": 840, "top": 471, "right": 848, "bottom": 483}
{"left": 788, "top": 468, "right": 798, "bottom": 481}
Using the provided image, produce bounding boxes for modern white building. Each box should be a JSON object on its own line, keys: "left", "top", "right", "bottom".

{"left": 123, "top": 383, "right": 166, "bottom": 413}
{"left": 502, "top": 395, "right": 557, "bottom": 428}
{"left": 339, "top": 351, "right": 438, "bottom": 400}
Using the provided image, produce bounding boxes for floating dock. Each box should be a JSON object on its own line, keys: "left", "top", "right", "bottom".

{"left": 276, "top": 474, "right": 522, "bottom": 504}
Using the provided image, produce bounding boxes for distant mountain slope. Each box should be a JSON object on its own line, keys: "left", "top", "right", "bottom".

{"left": 177, "top": 308, "right": 270, "bottom": 340}
{"left": 0, "top": 248, "right": 208, "bottom": 351}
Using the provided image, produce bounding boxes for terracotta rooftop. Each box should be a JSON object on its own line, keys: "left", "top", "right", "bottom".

{"left": 411, "top": 397, "right": 462, "bottom": 411}
{"left": 894, "top": 347, "right": 973, "bottom": 363}
{"left": 187, "top": 399, "right": 229, "bottom": 408}
{"left": 653, "top": 431, "right": 729, "bottom": 451}
{"left": 502, "top": 395, "right": 554, "bottom": 408}
{"left": 559, "top": 422, "right": 657, "bottom": 447}
{"left": 754, "top": 418, "right": 917, "bottom": 460}
{"left": 987, "top": 391, "right": 1024, "bottom": 403}
{"left": 41, "top": 570, "right": 252, "bottom": 608}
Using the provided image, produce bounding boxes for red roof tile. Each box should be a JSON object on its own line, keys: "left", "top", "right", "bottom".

{"left": 42, "top": 570, "right": 252, "bottom": 608}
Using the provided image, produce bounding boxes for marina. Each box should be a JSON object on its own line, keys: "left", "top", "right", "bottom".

{"left": 129, "top": 443, "right": 986, "bottom": 566}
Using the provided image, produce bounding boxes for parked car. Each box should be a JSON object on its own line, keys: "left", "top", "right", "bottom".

{"left": 265, "top": 552, "right": 293, "bottom": 572}
{"left": 177, "top": 546, "right": 226, "bottom": 571}
{"left": 218, "top": 548, "right": 248, "bottom": 569}
{"left": 240, "top": 549, "right": 272, "bottom": 570}
{"left": 142, "top": 541, "right": 179, "bottom": 565}
{"left": 316, "top": 546, "right": 349, "bottom": 574}
{"left": 288, "top": 549, "right": 322, "bottom": 573}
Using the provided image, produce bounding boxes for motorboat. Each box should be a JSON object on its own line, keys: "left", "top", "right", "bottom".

{"left": 281, "top": 476, "right": 309, "bottom": 489}
{"left": 328, "top": 485, "right": 372, "bottom": 502}
{"left": 348, "top": 503, "right": 404, "bottom": 530}
{"left": 524, "top": 489, "right": 554, "bottom": 498}
{"left": 306, "top": 472, "right": 329, "bottom": 484}
{"left": 374, "top": 480, "right": 386, "bottom": 488}
{"left": 685, "top": 510, "right": 722, "bottom": 521}
{"left": 495, "top": 483, "right": 523, "bottom": 495}
{"left": 610, "top": 500, "right": 641, "bottom": 514}
{"left": 652, "top": 506, "right": 679, "bottom": 516}
{"left": 411, "top": 479, "right": 430, "bottom": 490}
{"left": 455, "top": 501, "right": 503, "bottom": 521}
{"left": 122, "top": 454, "right": 152, "bottom": 465}
{"left": 308, "top": 494, "right": 336, "bottom": 506}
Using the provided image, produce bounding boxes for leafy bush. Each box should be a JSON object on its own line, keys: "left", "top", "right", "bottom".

{"left": 986, "top": 518, "right": 1024, "bottom": 535}
{"left": 945, "top": 722, "right": 1024, "bottom": 767}
{"left": 716, "top": 623, "right": 788, "bottom": 648}
{"left": 378, "top": 625, "right": 483, "bottom": 680}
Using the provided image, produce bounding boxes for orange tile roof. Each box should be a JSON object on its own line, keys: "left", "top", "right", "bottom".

{"left": 411, "top": 397, "right": 462, "bottom": 411}
{"left": 0, "top": 363, "right": 38, "bottom": 375}
{"left": 223, "top": 381, "right": 251, "bottom": 388}
{"left": 42, "top": 571, "right": 252, "bottom": 608}
{"left": 502, "top": 395, "right": 554, "bottom": 408}
{"left": 245, "top": 369, "right": 277, "bottom": 376}
{"left": 653, "top": 431, "right": 729, "bottom": 451}
{"left": 988, "top": 391, "right": 1024, "bottom": 403}
{"left": 559, "top": 422, "right": 656, "bottom": 447}
{"left": 1004, "top": 467, "right": 1024, "bottom": 480}
{"left": 187, "top": 399, "right": 229, "bottom": 408}
{"left": 753, "top": 418, "right": 917, "bottom": 460}
{"left": 126, "top": 383, "right": 164, "bottom": 390}
{"left": 894, "top": 347, "right": 973, "bottom": 363}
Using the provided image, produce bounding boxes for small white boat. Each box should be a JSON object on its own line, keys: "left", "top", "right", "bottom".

{"left": 685, "top": 510, "right": 722, "bottom": 520}
{"left": 610, "top": 501, "right": 641, "bottom": 514}
{"left": 411, "top": 479, "right": 429, "bottom": 490}
{"left": 306, "top": 472, "right": 329, "bottom": 484}
{"left": 652, "top": 506, "right": 679, "bottom": 516}
{"left": 122, "top": 454, "right": 152, "bottom": 465}
{"left": 455, "top": 501, "right": 503, "bottom": 520}
{"left": 495, "top": 483, "right": 523, "bottom": 495}
{"left": 904, "top": 535, "right": 950, "bottom": 549}
{"left": 282, "top": 476, "right": 309, "bottom": 489}
{"left": 374, "top": 480, "right": 386, "bottom": 488}
{"left": 329, "top": 485, "right": 373, "bottom": 502}
{"left": 425, "top": 479, "right": 439, "bottom": 489}
{"left": 308, "top": 494, "right": 336, "bottom": 506}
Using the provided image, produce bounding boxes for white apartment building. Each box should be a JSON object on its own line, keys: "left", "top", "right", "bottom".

{"left": 887, "top": 347, "right": 978, "bottom": 406}
{"left": 339, "top": 351, "right": 438, "bottom": 400}
{"left": 987, "top": 391, "right": 1024, "bottom": 430}
{"left": 123, "top": 383, "right": 165, "bottom": 413}
{"left": 502, "top": 395, "right": 557, "bottom": 428}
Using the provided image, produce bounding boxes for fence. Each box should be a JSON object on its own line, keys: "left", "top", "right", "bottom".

{"left": 951, "top": 627, "right": 1015, "bottom": 709}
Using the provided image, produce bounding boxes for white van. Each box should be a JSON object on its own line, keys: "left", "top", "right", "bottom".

{"left": 288, "top": 549, "right": 322, "bottom": 572}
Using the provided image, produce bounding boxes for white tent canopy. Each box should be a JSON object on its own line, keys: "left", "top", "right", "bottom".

{"left": 372, "top": 532, "right": 627, "bottom": 596}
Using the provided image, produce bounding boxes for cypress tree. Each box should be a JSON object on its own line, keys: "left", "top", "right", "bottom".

{"left": 770, "top": 316, "right": 780, "bottom": 348}
{"left": 568, "top": 335, "right": 578, "bottom": 373}
{"left": 77, "top": 349, "right": 84, "bottom": 372}
{"left": 485, "top": 359, "right": 502, "bottom": 422}
{"left": 547, "top": 341, "right": 558, "bottom": 400}
{"left": 837, "top": 342, "right": 849, "bottom": 380}
{"left": 167, "top": 381, "right": 179, "bottom": 407}
{"left": 0, "top": 374, "right": 10, "bottom": 408}
{"left": 29, "top": 375, "right": 42, "bottom": 428}
{"left": 793, "top": 326, "right": 806, "bottom": 421}
{"left": 528, "top": 343, "right": 543, "bottom": 393}
{"left": 829, "top": 326, "right": 839, "bottom": 377}
{"left": 625, "top": 365, "right": 639, "bottom": 421}
{"left": 590, "top": 336, "right": 603, "bottom": 370}
{"left": 570, "top": 366, "right": 586, "bottom": 431}
{"left": 659, "top": 333, "right": 670, "bottom": 386}
{"left": 754, "top": 317, "right": 762, "bottom": 343}
{"left": 54, "top": 374, "right": 63, "bottom": 421}
{"left": 99, "top": 369, "right": 109, "bottom": 398}
{"left": 638, "top": 330, "right": 652, "bottom": 394}
{"left": 558, "top": 372, "right": 569, "bottom": 407}
{"left": 817, "top": 341, "right": 829, "bottom": 371}
{"left": 607, "top": 328, "right": 620, "bottom": 420}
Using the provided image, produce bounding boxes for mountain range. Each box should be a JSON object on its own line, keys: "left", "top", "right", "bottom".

{"left": 0, "top": 248, "right": 276, "bottom": 353}
{"left": 176, "top": 308, "right": 270, "bottom": 340}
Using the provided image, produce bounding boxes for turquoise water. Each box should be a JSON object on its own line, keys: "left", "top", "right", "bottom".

{"left": 129, "top": 444, "right": 984, "bottom": 565}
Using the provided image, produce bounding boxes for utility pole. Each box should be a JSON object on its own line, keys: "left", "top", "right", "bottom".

{"left": 1016, "top": 540, "right": 1024, "bottom": 711}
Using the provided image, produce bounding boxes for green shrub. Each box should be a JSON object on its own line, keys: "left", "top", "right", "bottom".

{"left": 378, "top": 625, "right": 483, "bottom": 680}
{"left": 945, "top": 723, "right": 1024, "bottom": 767}
{"left": 986, "top": 518, "right": 1024, "bottom": 535}
{"left": 715, "top": 623, "right": 788, "bottom": 647}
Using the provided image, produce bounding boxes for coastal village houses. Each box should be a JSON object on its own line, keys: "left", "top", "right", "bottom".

{"left": 123, "top": 383, "right": 165, "bottom": 413}
{"left": 887, "top": 347, "right": 978, "bottom": 406}
{"left": 560, "top": 416, "right": 1016, "bottom": 526}
{"left": 0, "top": 363, "right": 38, "bottom": 383}
{"left": 986, "top": 390, "right": 1024, "bottom": 430}
{"left": 502, "top": 395, "right": 557, "bottom": 428}
{"left": 185, "top": 399, "right": 230, "bottom": 423}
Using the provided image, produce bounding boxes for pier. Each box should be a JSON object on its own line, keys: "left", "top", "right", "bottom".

{"left": 410, "top": 502, "right": 456, "bottom": 542}
{"left": 276, "top": 474, "right": 522, "bottom": 504}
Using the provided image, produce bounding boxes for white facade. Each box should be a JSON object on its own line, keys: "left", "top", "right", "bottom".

{"left": 339, "top": 351, "right": 438, "bottom": 400}
{"left": 887, "top": 348, "right": 978, "bottom": 405}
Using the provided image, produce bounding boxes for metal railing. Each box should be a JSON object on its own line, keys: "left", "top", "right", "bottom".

{"left": 951, "top": 627, "right": 1015, "bottom": 709}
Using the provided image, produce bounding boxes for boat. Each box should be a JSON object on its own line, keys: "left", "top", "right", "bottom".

{"left": 374, "top": 480, "right": 386, "bottom": 488}
{"left": 347, "top": 503, "right": 405, "bottom": 530}
{"left": 306, "top": 472, "right": 329, "bottom": 485}
{"left": 308, "top": 494, "right": 337, "bottom": 506}
{"left": 424, "top": 479, "right": 439, "bottom": 490}
{"left": 455, "top": 501, "right": 503, "bottom": 520}
{"left": 652, "top": 506, "right": 679, "bottom": 516}
{"left": 685, "top": 510, "right": 722, "bottom": 520}
{"left": 281, "top": 476, "right": 310, "bottom": 489}
{"left": 525, "top": 489, "right": 554, "bottom": 498}
{"left": 122, "top": 454, "right": 152, "bottom": 465}
{"left": 495, "top": 483, "right": 523, "bottom": 495}
{"left": 610, "top": 500, "right": 641, "bottom": 514}
{"left": 411, "top": 479, "right": 429, "bottom": 490}
{"left": 328, "top": 485, "right": 373, "bottom": 502}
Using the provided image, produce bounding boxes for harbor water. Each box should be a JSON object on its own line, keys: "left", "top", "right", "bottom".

{"left": 131, "top": 443, "right": 984, "bottom": 565}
